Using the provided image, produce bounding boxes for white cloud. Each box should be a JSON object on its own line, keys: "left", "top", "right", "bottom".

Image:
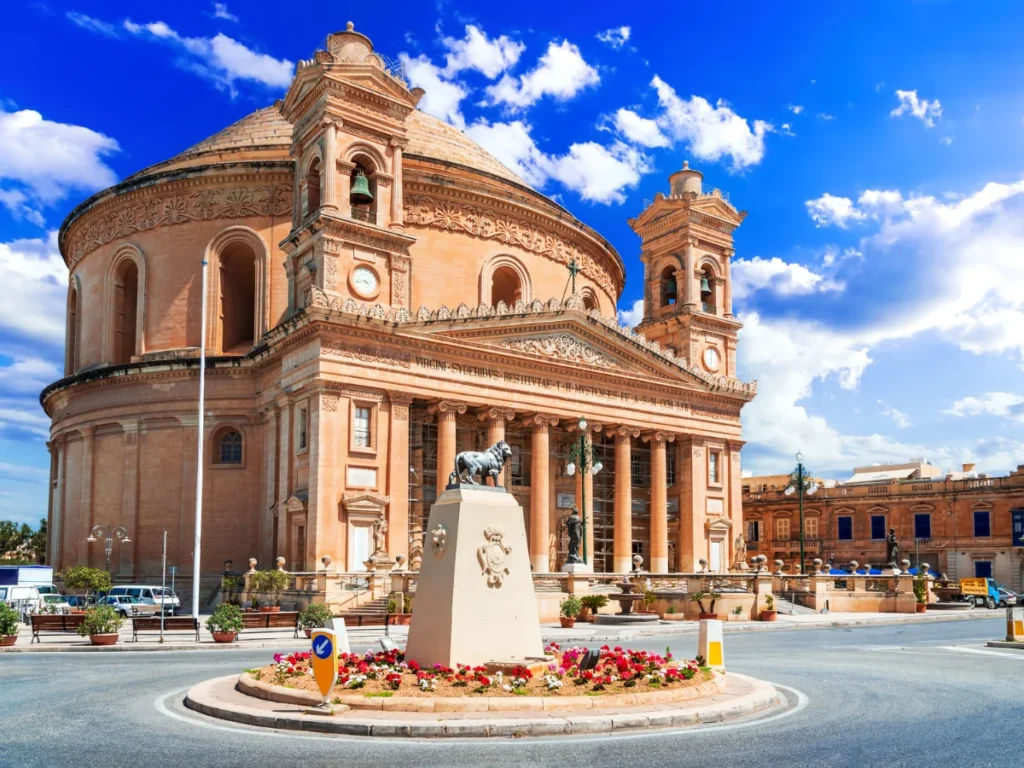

{"left": 731, "top": 256, "right": 844, "bottom": 301}
{"left": 875, "top": 81, "right": 886, "bottom": 92}
{"left": 780, "top": 123, "right": 795, "bottom": 137}
{"left": 0, "top": 398, "right": 51, "bottom": 438}
{"left": 944, "top": 393, "right": 1024, "bottom": 423}
{"left": 441, "top": 24, "right": 524, "bottom": 79}
{"left": 878, "top": 400, "right": 912, "bottom": 428}
{"left": 212, "top": 3, "right": 239, "bottom": 22}
{"left": 466, "top": 119, "right": 648, "bottom": 203}
{"left": 485, "top": 40, "right": 599, "bottom": 110}
{"left": 66, "top": 11, "right": 119, "bottom": 37}
{"left": 805, "top": 193, "right": 866, "bottom": 228}
{"left": 611, "top": 109, "right": 669, "bottom": 148}
{"left": 857, "top": 188, "right": 904, "bottom": 217}
{"left": 891, "top": 89, "right": 942, "bottom": 127}
{"left": 0, "top": 107, "right": 118, "bottom": 225}
{"left": 817, "top": 112, "right": 835, "bottom": 121}
{"left": 645, "top": 75, "right": 772, "bottom": 171}
{"left": 0, "top": 356, "right": 62, "bottom": 396}
{"left": 940, "top": 136, "right": 953, "bottom": 146}
{"left": 401, "top": 53, "right": 469, "bottom": 129}
{"left": 596, "top": 26, "right": 631, "bottom": 49}
{"left": 617, "top": 298, "right": 644, "bottom": 327}
{"left": 788, "top": 104, "right": 804, "bottom": 115}
{"left": 0, "top": 231, "right": 67, "bottom": 347}
{"left": 122, "top": 19, "right": 293, "bottom": 95}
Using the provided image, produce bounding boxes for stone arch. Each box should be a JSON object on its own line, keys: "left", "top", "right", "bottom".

{"left": 104, "top": 244, "right": 147, "bottom": 364}
{"left": 204, "top": 227, "right": 270, "bottom": 354}
{"left": 65, "top": 275, "right": 82, "bottom": 375}
{"left": 300, "top": 146, "right": 323, "bottom": 218}
{"left": 696, "top": 255, "right": 721, "bottom": 313}
{"left": 480, "top": 254, "right": 532, "bottom": 307}
{"left": 210, "top": 423, "right": 246, "bottom": 466}
{"left": 342, "top": 141, "right": 387, "bottom": 172}
{"left": 579, "top": 286, "right": 600, "bottom": 312}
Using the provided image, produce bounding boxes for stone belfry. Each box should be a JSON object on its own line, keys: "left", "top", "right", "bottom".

{"left": 627, "top": 162, "right": 746, "bottom": 379}
{"left": 279, "top": 22, "right": 422, "bottom": 314}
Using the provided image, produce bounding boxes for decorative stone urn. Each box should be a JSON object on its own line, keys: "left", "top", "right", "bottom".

{"left": 320, "top": 555, "right": 333, "bottom": 572}
{"left": 773, "top": 559, "right": 784, "bottom": 575}
{"left": 247, "top": 558, "right": 257, "bottom": 574}
{"left": 276, "top": 556, "right": 287, "bottom": 571}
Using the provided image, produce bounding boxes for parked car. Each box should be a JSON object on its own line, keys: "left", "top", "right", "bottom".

{"left": 66, "top": 593, "right": 104, "bottom": 609}
{"left": 107, "top": 585, "right": 180, "bottom": 615}
{"left": 0, "top": 585, "right": 42, "bottom": 620}
{"left": 97, "top": 595, "right": 160, "bottom": 618}
{"left": 40, "top": 594, "right": 71, "bottom": 613}
{"left": 998, "top": 588, "right": 1017, "bottom": 608}
{"left": 36, "top": 585, "right": 61, "bottom": 597}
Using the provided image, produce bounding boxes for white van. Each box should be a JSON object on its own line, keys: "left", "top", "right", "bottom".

{"left": 107, "top": 585, "right": 180, "bottom": 615}
{"left": 0, "top": 585, "right": 42, "bottom": 620}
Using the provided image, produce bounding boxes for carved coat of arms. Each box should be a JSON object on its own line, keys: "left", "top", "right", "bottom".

{"left": 431, "top": 523, "right": 447, "bottom": 556}
{"left": 477, "top": 526, "right": 511, "bottom": 586}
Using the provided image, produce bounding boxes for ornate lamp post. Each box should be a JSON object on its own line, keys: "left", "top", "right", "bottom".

{"left": 783, "top": 452, "right": 818, "bottom": 574}
{"left": 566, "top": 417, "right": 603, "bottom": 565}
{"left": 87, "top": 525, "right": 131, "bottom": 574}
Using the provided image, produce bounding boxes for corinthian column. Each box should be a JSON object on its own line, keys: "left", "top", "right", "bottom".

{"left": 529, "top": 413, "right": 559, "bottom": 572}
{"left": 645, "top": 431, "right": 675, "bottom": 573}
{"left": 429, "top": 400, "right": 466, "bottom": 499}
{"left": 611, "top": 426, "right": 640, "bottom": 573}
{"left": 321, "top": 118, "right": 338, "bottom": 210}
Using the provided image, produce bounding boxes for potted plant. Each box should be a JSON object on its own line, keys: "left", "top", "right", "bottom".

{"left": 690, "top": 590, "right": 722, "bottom": 620}
{"left": 250, "top": 569, "right": 290, "bottom": 612}
{"left": 0, "top": 602, "right": 19, "bottom": 646}
{"left": 732, "top": 605, "right": 744, "bottom": 619}
{"left": 663, "top": 604, "right": 685, "bottom": 621}
{"left": 559, "top": 595, "right": 582, "bottom": 628}
{"left": 578, "top": 594, "right": 608, "bottom": 622}
{"left": 913, "top": 575, "right": 928, "bottom": 613}
{"left": 206, "top": 603, "right": 244, "bottom": 643}
{"left": 299, "top": 603, "right": 334, "bottom": 637}
{"left": 641, "top": 587, "right": 658, "bottom": 614}
{"left": 76, "top": 605, "right": 124, "bottom": 645}
{"left": 59, "top": 566, "right": 111, "bottom": 614}
{"left": 761, "top": 593, "right": 777, "bottom": 622}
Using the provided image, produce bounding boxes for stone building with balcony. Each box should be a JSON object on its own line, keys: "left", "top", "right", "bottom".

{"left": 742, "top": 461, "right": 1024, "bottom": 591}
{"left": 40, "top": 24, "right": 757, "bottom": 604}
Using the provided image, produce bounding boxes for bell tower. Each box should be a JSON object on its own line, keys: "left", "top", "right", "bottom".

{"left": 279, "top": 22, "right": 423, "bottom": 314}
{"left": 627, "top": 162, "right": 746, "bottom": 378}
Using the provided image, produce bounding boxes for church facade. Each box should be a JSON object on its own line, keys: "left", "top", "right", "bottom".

{"left": 42, "top": 25, "right": 756, "bottom": 596}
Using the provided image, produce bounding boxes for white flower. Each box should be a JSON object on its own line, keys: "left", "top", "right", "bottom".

{"left": 502, "top": 684, "right": 512, "bottom": 692}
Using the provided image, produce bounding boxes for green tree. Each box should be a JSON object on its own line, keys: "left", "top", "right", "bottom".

{"left": 29, "top": 519, "right": 47, "bottom": 563}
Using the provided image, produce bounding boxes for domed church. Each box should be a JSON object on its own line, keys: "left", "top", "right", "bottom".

{"left": 43, "top": 24, "right": 756, "bottom": 598}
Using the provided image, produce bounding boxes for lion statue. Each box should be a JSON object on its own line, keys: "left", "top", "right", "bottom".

{"left": 452, "top": 440, "right": 513, "bottom": 487}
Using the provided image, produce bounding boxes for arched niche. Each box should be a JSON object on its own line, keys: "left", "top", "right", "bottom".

{"left": 104, "top": 244, "right": 147, "bottom": 365}
{"left": 480, "top": 254, "right": 532, "bottom": 307}
{"left": 65, "top": 275, "right": 82, "bottom": 375}
{"left": 204, "top": 227, "right": 270, "bottom": 354}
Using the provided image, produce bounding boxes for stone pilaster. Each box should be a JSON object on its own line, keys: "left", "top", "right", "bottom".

{"left": 678, "top": 436, "right": 707, "bottom": 572}
{"left": 528, "top": 413, "right": 559, "bottom": 572}
{"left": 428, "top": 400, "right": 466, "bottom": 499}
{"left": 682, "top": 238, "right": 698, "bottom": 311}
{"left": 645, "top": 431, "right": 675, "bottom": 574}
{"left": 387, "top": 391, "right": 413, "bottom": 558}
{"left": 120, "top": 419, "right": 141, "bottom": 578}
{"left": 261, "top": 408, "right": 278, "bottom": 566}
{"left": 611, "top": 425, "right": 640, "bottom": 573}
{"left": 78, "top": 425, "right": 96, "bottom": 568}
{"left": 390, "top": 139, "right": 405, "bottom": 228}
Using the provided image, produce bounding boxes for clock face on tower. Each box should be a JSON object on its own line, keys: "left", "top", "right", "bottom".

{"left": 350, "top": 266, "right": 380, "bottom": 299}
{"left": 702, "top": 346, "right": 721, "bottom": 372}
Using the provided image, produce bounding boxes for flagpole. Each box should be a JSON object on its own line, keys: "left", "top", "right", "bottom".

{"left": 192, "top": 259, "right": 208, "bottom": 621}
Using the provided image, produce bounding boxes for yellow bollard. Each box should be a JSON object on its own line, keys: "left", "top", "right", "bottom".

{"left": 698, "top": 618, "right": 725, "bottom": 670}
{"left": 1007, "top": 606, "right": 1024, "bottom": 642}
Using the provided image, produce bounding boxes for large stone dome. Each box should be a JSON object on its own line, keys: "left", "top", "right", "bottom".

{"left": 126, "top": 106, "right": 529, "bottom": 189}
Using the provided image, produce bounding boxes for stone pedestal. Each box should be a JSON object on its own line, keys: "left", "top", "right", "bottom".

{"left": 562, "top": 562, "right": 593, "bottom": 574}
{"left": 404, "top": 486, "right": 544, "bottom": 668}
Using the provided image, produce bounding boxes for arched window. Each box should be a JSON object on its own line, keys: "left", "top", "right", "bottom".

{"left": 303, "top": 157, "right": 321, "bottom": 216}
{"left": 660, "top": 265, "right": 678, "bottom": 307}
{"left": 111, "top": 259, "right": 139, "bottom": 365}
{"left": 219, "top": 241, "right": 256, "bottom": 353}
{"left": 491, "top": 265, "right": 523, "bottom": 307}
{"left": 217, "top": 429, "right": 243, "bottom": 464}
{"left": 349, "top": 160, "right": 377, "bottom": 224}
{"left": 700, "top": 267, "right": 716, "bottom": 314}
{"left": 66, "top": 284, "right": 80, "bottom": 375}
{"left": 579, "top": 287, "right": 599, "bottom": 312}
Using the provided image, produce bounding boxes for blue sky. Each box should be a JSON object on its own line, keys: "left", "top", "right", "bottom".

{"left": 2, "top": 1, "right": 1024, "bottom": 524}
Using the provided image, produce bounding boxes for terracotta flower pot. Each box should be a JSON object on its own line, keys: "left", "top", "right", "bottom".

{"left": 761, "top": 610, "right": 777, "bottom": 622}
{"left": 578, "top": 607, "right": 592, "bottom": 622}
{"left": 916, "top": 603, "right": 927, "bottom": 613}
{"left": 387, "top": 614, "right": 412, "bottom": 626}
{"left": 270, "top": 606, "right": 281, "bottom": 613}
{"left": 1, "top": 635, "right": 17, "bottom": 646}
{"left": 304, "top": 628, "right": 313, "bottom": 638}
{"left": 698, "top": 613, "right": 719, "bottom": 621}
{"left": 258, "top": 606, "right": 274, "bottom": 613}
{"left": 89, "top": 633, "right": 119, "bottom": 646}
{"left": 211, "top": 631, "right": 237, "bottom": 643}
{"left": 559, "top": 616, "right": 576, "bottom": 628}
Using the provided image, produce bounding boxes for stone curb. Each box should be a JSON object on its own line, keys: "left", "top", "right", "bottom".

{"left": 984, "top": 641, "right": 1024, "bottom": 650}
{"left": 183, "top": 673, "right": 782, "bottom": 738}
{"left": 236, "top": 671, "right": 725, "bottom": 712}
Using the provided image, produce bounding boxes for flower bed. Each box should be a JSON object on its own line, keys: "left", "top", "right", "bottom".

{"left": 249, "top": 642, "right": 711, "bottom": 699}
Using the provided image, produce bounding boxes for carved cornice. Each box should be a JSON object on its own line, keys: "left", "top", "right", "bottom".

{"left": 496, "top": 334, "right": 621, "bottom": 369}
{"left": 609, "top": 425, "right": 642, "bottom": 440}
{"left": 386, "top": 389, "right": 415, "bottom": 406}
{"left": 402, "top": 192, "right": 620, "bottom": 298}
{"left": 477, "top": 406, "right": 515, "bottom": 423}
{"left": 428, "top": 400, "right": 467, "bottom": 416}
{"left": 643, "top": 430, "right": 677, "bottom": 444}
{"left": 63, "top": 177, "right": 292, "bottom": 267}
{"left": 524, "top": 412, "right": 560, "bottom": 428}
{"left": 283, "top": 209, "right": 416, "bottom": 256}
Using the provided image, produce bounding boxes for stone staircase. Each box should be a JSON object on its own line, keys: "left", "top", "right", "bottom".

{"left": 773, "top": 596, "right": 818, "bottom": 615}
{"left": 338, "top": 596, "right": 390, "bottom": 624}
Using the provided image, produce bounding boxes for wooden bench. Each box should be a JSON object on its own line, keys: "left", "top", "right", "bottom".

{"left": 29, "top": 613, "right": 85, "bottom": 643}
{"left": 240, "top": 611, "right": 300, "bottom": 638}
{"left": 341, "top": 613, "right": 388, "bottom": 627}
{"left": 131, "top": 616, "right": 199, "bottom": 642}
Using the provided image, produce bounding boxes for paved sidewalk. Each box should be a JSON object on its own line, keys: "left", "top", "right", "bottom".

{"left": 0, "top": 609, "right": 1001, "bottom": 652}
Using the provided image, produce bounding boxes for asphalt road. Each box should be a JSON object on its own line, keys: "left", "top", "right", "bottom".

{"left": 3, "top": 617, "right": 1019, "bottom": 768}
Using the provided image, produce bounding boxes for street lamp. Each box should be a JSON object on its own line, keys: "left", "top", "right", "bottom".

{"left": 87, "top": 525, "right": 131, "bottom": 574}
{"left": 566, "top": 417, "right": 603, "bottom": 565}
{"left": 784, "top": 452, "right": 818, "bottom": 573}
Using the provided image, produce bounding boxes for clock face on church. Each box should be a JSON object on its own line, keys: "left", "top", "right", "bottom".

{"left": 702, "top": 346, "right": 721, "bottom": 372}
{"left": 349, "top": 266, "right": 380, "bottom": 300}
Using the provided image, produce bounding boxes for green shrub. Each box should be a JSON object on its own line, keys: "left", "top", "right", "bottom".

{"left": 206, "top": 603, "right": 244, "bottom": 634}
{"left": 299, "top": 602, "right": 334, "bottom": 629}
{"left": 250, "top": 569, "right": 291, "bottom": 607}
{"left": 579, "top": 594, "right": 608, "bottom": 611}
{"left": 76, "top": 605, "right": 124, "bottom": 636}
{"left": 559, "top": 595, "right": 582, "bottom": 618}
{"left": 0, "top": 602, "right": 19, "bottom": 636}
{"left": 764, "top": 594, "right": 775, "bottom": 610}
{"left": 913, "top": 575, "right": 928, "bottom": 604}
{"left": 665, "top": 605, "right": 678, "bottom": 614}
{"left": 59, "top": 566, "right": 111, "bottom": 603}
{"left": 404, "top": 594, "right": 412, "bottom": 614}
{"left": 642, "top": 588, "right": 657, "bottom": 608}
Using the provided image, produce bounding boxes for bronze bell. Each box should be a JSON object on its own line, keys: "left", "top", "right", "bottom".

{"left": 700, "top": 274, "right": 711, "bottom": 294}
{"left": 350, "top": 170, "right": 374, "bottom": 205}
{"left": 665, "top": 276, "right": 677, "bottom": 299}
